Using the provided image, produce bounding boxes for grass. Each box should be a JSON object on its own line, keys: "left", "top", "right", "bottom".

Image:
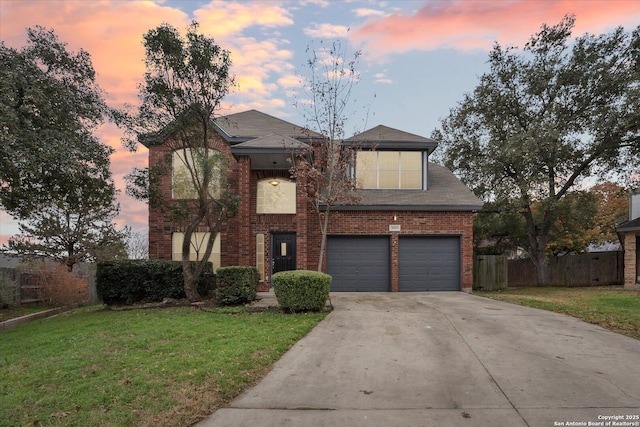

{"left": 476, "top": 286, "right": 640, "bottom": 340}
{"left": 0, "top": 305, "right": 327, "bottom": 426}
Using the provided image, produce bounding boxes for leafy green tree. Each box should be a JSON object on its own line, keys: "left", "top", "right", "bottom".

{"left": 0, "top": 26, "right": 112, "bottom": 217}
{"left": 120, "top": 22, "right": 237, "bottom": 301}
{"left": 589, "top": 181, "right": 629, "bottom": 245}
{"left": 5, "top": 194, "right": 129, "bottom": 271}
{"left": 434, "top": 16, "right": 640, "bottom": 284}
{"left": 0, "top": 27, "right": 123, "bottom": 269}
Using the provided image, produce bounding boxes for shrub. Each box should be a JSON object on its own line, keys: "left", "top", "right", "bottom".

{"left": 272, "top": 270, "right": 331, "bottom": 312}
{"left": 0, "top": 270, "right": 19, "bottom": 307}
{"left": 96, "top": 260, "right": 213, "bottom": 305}
{"left": 215, "top": 266, "right": 258, "bottom": 306}
{"left": 26, "top": 263, "right": 88, "bottom": 307}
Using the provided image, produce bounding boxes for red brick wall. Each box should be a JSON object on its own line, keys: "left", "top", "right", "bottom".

{"left": 303, "top": 210, "right": 475, "bottom": 292}
{"left": 148, "top": 138, "right": 475, "bottom": 292}
{"left": 147, "top": 133, "right": 239, "bottom": 263}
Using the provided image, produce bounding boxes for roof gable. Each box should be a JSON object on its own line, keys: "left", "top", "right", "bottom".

{"left": 215, "top": 110, "right": 322, "bottom": 142}
{"left": 231, "top": 133, "right": 310, "bottom": 150}
{"left": 344, "top": 125, "right": 438, "bottom": 153}
{"left": 346, "top": 125, "right": 435, "bottom": 143}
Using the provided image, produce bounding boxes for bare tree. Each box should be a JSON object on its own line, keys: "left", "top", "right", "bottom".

{"left": 126, "top": 231, "right": 149, "bottom": 260}
{"left": 292, "top": 39, "right": 369, "bottom": 271}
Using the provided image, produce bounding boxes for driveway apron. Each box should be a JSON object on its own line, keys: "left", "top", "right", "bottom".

{"left": 196, "top": 293, "right": 640, "bottom": 427}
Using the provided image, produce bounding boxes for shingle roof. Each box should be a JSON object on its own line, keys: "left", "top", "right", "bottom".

{"left": 345, "top": 125, "right": 437, "bottom": 143}
{"left": 215, "top": 110, "right": 323, "bottom": 142}
{"left": 343, "top": 125, "right": 438, "bottom": 153}
{"left": 617, "top": 217, "right": 640, "bottom": 232}
{"left": 232, "top": 134, "right": 310, "bottom": 150}
{"left": 334, "top": 163, "right": 483, "bottom": 211}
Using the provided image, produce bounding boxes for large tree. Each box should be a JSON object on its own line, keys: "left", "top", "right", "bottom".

{"left": 120, "top": 22, "right": 237, "bottom": 301}
{"left": 292, "top": 39, "right": 366, "bottom": 271}
{"left": 0, "top": 27, "right": 124, "bottom": 269}
{"left": 589, "top": 181, "right": 630, "bottom": 246}
{"left": 434, "top": 16, "right": 640, "bottom": 284}
{"left": 5, "top": 194, "right": 128, "bottom": 271}
{"left": 0, "top": 26, "right": 112, "bottom": 217}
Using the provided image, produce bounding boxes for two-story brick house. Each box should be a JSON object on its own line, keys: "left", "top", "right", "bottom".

{"left": 144, "top": 109, "right": 482, "bottom": 292}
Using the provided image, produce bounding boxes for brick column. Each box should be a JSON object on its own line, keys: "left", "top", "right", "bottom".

{"left": 390, "top": 233, "right": 399, "bottom": 292}
{"left": 461, "top": 212, "right": 474, "bottom": 293}
{"left": 623, "top": 232, "right": 638, "bottom": 289}
{"left": 237, "top": 156, "right": 252, "bottom": 265}
{"left": 295, "top": 175, "right": 308, "bottom": 270}
{"left": 148, "top": 145, "right": 173, "bottom": 260}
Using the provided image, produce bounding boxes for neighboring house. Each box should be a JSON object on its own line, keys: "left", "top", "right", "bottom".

{"left": 144, "top": 109, "right": 482, "bottom": 292}
{"left": 617, "top": 188, "right": 640, "bottom": 289}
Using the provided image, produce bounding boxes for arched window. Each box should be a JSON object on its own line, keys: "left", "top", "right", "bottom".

{"left": 256, "top": 179, "right": 296, "bottom": 214}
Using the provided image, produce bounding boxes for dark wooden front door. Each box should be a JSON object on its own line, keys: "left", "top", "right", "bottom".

{"left": 272, "top": 233, "right": 296, "bottom": 274}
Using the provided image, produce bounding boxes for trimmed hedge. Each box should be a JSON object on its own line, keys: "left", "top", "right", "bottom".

{"left": 272, "top": 270, "right": 331, "bottom": 312}
{"left": 215, "top": 266, "right": 258, "bottom": 306}
{"left": 96, "top": 260, "right": 213, "bottom": 305}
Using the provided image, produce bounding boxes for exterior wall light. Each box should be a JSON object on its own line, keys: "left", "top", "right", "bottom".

{"left": 269, "top": 162, "right": 280, "bottom": 186}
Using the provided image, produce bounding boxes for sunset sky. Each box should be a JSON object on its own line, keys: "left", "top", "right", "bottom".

{"left": 1, "top": 0, "right": 639, "bottom": 245}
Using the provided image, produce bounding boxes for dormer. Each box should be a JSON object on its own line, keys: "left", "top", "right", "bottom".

{"left": 343, "top": 125, "right": 439, "bottom": 191}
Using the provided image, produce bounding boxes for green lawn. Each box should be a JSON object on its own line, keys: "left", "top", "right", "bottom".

{"left": 0, "top": 305, "right": 327, "bottom": 426}
{"left": 476, "top": 286, "right": 640, "bottom": 340}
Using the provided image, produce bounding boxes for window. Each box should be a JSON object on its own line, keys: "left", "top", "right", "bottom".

{"left": 356, "top": 151, "right": 422, "bottom": 189}
{"left": 172, "top": 148, "right": 222, "bottom": 199}
{"left": 172, "top": 232, "right": 221, "bottom": 269}
{"left": 256, "top": 179, "right": 296, "bottom": 214}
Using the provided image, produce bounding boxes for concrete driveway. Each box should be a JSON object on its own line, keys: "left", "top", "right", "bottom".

{"left": 197, "top": 292, "right": 640, "bottom": 427}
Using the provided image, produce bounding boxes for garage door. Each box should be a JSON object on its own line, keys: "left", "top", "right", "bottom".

{"left": 327, "top": 236, "right": 390, "bottom": 291}
{"left": 398, "top": 236, "right": 460, "bottom": 291}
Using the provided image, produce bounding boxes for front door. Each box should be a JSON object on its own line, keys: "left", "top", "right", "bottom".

{"left": 272, "top": 233, "right": 296, "bottom": 275}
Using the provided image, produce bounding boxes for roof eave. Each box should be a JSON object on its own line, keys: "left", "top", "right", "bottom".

{"left": 342, "top": 140, "right": 438, "bottom": 153}
{"left": 325, "top": 204, "right": 483, "bottom": 212}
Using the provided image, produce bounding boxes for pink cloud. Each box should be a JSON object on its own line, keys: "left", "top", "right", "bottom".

{"left": 194, "top": 1, "right": 293, "bottom": 38}
{"left": 351, "top": 0, "right": 640, "bottom": 58}
{"left": 0, "top": 0, "right": 298, "bottom": 240}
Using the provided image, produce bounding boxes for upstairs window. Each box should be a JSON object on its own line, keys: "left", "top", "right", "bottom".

{"left": 256, "top": 179, "right": 296, "bottom": 214}
{"left": 356, "top": 151, "right": 422, "bottom": 189}
{"left": 172, "top": 148, "right": 223, "bottom": 199}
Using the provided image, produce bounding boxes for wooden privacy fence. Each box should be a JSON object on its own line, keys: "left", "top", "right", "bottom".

{"left": 0, "top": 264, "right": 98, "bottom": 306}
{"left": 474, "top": 255, "right": 508, "bottom": 291}
{"left": 0, "top": 268, "right": 43, "bottom": 305}
{"left": 474, "top": 251, "right": 624, "bottom": 289}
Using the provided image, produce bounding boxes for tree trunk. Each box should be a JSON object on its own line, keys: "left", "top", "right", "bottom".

{"left": 181, "top": 207, "right": 206, "bottom": 302}
{"left": 317, "top": 209, "right": 330, "bottom": 272}
{"left": 183, "top": 269, "right": 201, "bottom": 301}
{"left": 531, "top": 252, "right": 550, "bottom": 286}
{"left": 523, "top": 205, "right": 552, "bottom": 286}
